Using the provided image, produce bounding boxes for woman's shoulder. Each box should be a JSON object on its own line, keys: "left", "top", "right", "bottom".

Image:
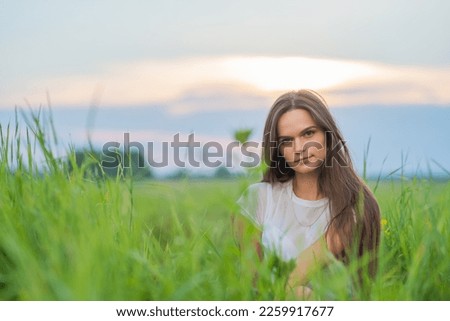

{"left": 246, "top": 180, "right": 289, "bottom": 193}
{"left": 270, "top": 179, "right": 293, "bottom": 195}
{"left": 240, "top": 179, "right": 293, "bottom": 201}
{"left": 243, "top": 181, "right": 271, "bottom": 197}
{"left": 247, "top": 181, "right": 270, "bottom": 189}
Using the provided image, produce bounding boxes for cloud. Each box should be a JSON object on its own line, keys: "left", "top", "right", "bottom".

{"left": 166, "top": 83, "right": 272, "bottom": 115}
{"left": 324, "top": 64, "right": 450, "bottom": 107}
{"left": 1, "top": 56, "right": 449, "bottom": 112}
{"left": 0, "top": 57, "right": 233, "bottom": 108}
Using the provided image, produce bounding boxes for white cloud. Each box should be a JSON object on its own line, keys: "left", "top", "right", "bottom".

{"left": 324, "top": 64, "right": 450, "bottom": 107}
{"left": 1, "top": 56, "right": 449, "bottom": 111}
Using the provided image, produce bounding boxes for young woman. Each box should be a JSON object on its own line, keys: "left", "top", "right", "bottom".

{"left": 236, "top": 89, "right": 380, "bottom": 298}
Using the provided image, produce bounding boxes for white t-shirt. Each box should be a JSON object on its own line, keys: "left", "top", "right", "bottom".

{"left": 237, "top": 179, "right": 331, "bottom": 262}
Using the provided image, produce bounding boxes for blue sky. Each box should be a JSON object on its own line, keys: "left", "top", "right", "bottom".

{"left": 1, "top": 1, "right": 450, "bottom": 177}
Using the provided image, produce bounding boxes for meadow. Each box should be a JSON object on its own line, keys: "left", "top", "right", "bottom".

{"left": 0, "top": 113, "right": 449, "bottom": 300}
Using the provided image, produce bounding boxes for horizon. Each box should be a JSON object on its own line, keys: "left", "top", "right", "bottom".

{"left": 2, "top": 103, "right": 449, "bottom": 179}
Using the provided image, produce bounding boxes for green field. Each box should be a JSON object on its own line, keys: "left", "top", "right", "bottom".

{"left": 0, "top": 115, "right": 449, "bottom": 300}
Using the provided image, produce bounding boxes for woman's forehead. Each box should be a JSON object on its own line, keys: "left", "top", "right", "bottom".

{"left": 277, "top": 109, "right": 317, "bottom": 136}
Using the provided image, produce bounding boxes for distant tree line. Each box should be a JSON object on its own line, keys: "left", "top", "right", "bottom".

{"left": 68, "top": 149, "right": 239, "bottom": 180}
{"left": 68, "top": 149, "right": 153, "bottom": 180}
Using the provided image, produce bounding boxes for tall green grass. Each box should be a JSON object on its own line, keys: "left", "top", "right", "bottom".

{"left": 0, "top": 112, "right": 449, "bottom": 300}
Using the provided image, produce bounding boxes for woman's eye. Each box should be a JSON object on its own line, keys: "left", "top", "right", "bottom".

{"left": 279, "top": 139, "right": 293, "bottom": 146}
{"left": 304, "top": 130, "right": 315, "bottom": 138}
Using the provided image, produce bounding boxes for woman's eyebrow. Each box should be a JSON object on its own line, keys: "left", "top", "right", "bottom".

{"left": 278, "top": 126, "right": 318, "bottom": 140}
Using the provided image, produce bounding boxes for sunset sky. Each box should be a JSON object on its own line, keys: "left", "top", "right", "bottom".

{"left": 1, "top": 0, "right": 449, "bottom": 177}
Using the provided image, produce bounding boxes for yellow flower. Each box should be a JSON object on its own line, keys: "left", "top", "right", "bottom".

{"left": 381, "top": 218, "right": 390, "bottom": 236}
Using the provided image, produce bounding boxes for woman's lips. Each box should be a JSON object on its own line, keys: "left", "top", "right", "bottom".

{"left": 294, "top": 155, "right": 322, "bottom": 163}
{"left": 294, "top": 156, "right": 310, "bottom": 163}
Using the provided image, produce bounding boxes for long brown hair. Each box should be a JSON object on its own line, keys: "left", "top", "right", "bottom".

{"left": 261, "top": 89, "right": 380, "bottom": 276}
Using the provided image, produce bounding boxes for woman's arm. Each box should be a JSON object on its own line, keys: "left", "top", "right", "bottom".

{"left": 287, "top": 231, "right": 344, "bottom": 298}
{"left": 287, "top": 238, "right": 329, "bottom": 288}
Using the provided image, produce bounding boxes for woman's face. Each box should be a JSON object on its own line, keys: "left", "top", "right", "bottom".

{"left": 277, "top": 108, "right": 326, "bottom": 175}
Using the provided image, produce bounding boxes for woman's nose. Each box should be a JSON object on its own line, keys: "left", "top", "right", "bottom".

{"left": 294, "top": 137, "right": 304, "bottom": 153}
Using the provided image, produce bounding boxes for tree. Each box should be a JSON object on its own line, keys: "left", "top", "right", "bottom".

{"left": 213, "top": 166, "right": 233, "bottom": 179}
{"left": 68, "top": 148, "right": 153, "bottom": 180}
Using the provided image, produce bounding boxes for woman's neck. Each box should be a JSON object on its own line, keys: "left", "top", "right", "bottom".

{"left": 293, "top": 171, "right": 323, "bottom": 201}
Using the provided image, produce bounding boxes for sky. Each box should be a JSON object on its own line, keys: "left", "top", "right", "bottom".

{"left": 1, "top": 0, "right": 450, "bottom": 177}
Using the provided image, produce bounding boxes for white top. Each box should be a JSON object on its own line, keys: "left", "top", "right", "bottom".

{"left": 237, "top": 180, "right": 331, "bottom": 262}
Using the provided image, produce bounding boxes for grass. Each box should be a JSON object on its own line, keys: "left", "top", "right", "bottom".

{"left": 0, "top": 112, "right": 449, "bottom": 300}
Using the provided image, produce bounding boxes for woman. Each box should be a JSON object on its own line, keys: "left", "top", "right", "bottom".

{"left": 236, "top": 89, "right": 380, "bottom": 298}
